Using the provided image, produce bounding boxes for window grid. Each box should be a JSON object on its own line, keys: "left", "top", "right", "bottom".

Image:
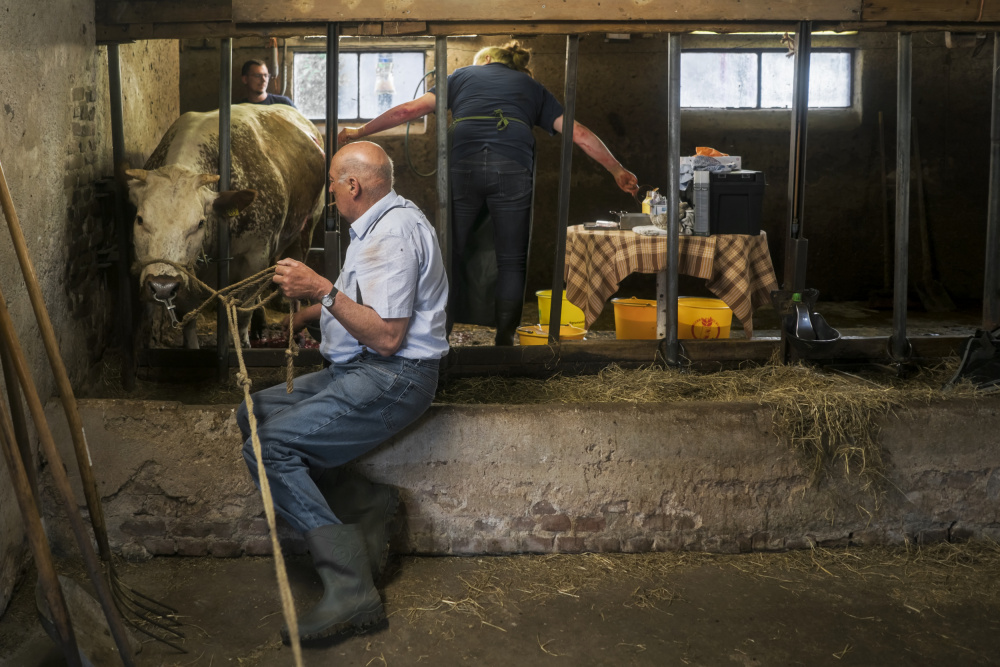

{"left": 293, "top": 50, "right": 428, "bottom": 123}
{"left": 681, "top": 48, "right": 853, "bottom": 110}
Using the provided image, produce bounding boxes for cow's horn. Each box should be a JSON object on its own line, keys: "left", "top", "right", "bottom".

{"left": 198, "top": 174, "right": 222, "bottom": 186}
{"left": 125, "top": 168, "right": 148, "bottom": 182}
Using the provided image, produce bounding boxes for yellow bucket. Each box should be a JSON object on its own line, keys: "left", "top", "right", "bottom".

{"left": 611, "top": 297, "right": 657, "bottom": 339}
{"left": 678, "top": 297, "right": 732, "bottom": 339}
{"left": 516, "top": 324, "right": 587, "bottom": 345}
{"left": 536, "top": 290, "right": 586, "bottom": 328}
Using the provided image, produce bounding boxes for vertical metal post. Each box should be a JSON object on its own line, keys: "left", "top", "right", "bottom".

{"left": 984, "top": 33, "right": 1000, "bottom": 330}
{"left": 547, "top": 35, "right": 579, "bottom": 344}
{"left": 107, "top": 44, "right": 135, "bottom": 390}
{"left": 435, "top": 37, "right": 450, "bottom": 284}
{"left": 782, "top": 21, "right": 812, "bottom": 292}
{"left": 217, "top": 39, "right": 232, "bottom": 381}
{"left": 659, "top": 33, "right": 682, "bottom": 364}
{"left": 325, "top": 23, "right": 341, "bottom": 282}
{"left": 891, "top": 33, "right": 912, "bottom": 361}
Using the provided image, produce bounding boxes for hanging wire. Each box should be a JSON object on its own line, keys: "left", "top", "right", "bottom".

{"left": 632, "top": 183, "right": 657, "bottom": 211}
{"left": 405, "top": 69, "right": 438, "bottom": 178}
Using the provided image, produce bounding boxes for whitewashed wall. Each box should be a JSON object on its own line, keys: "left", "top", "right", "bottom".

{"left": 0, "top": 0, "right": 179, "bottom": 613}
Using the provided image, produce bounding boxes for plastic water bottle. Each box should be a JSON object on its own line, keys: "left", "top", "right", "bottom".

{"left": 650, "top": 190, "right": 668, "bottom": 228}
{"left": 642, "top": 188, "right": 658, "bottom": 215}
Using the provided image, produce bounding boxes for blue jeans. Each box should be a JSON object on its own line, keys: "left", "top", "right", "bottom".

{"left": 451, "top": 148, "right": 534, "bottom": 303}
{"left": 237, "top": 351, "right": 439, "bottom": 534}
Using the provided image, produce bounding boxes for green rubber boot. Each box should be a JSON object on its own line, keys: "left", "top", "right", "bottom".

{"left": 315, "top": 468, "right": 401, "bottom": 583}
{"left": 281, "top": 523, "right": 385, "bottom": 644}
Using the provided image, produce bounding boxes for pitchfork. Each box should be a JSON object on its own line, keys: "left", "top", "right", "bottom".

{"left": 0, "top": 159, "right": 186, "bottom": 653}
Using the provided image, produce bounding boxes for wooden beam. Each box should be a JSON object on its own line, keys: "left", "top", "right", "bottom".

{"left": 863, "top": 0, "right": 1000, "bottom": 23}
{"left": 99, "top": 0, "right": 231, "bottom": 24}
{"left": 233, "top": 0, "right": 863, "bottom": 23}
{"left": 97, "top": 21, "right": 328, "bottom": 42}
{"left": 423, "top": 21, "right": 801, "bottom": 36}
{"left": 96, "top": 18, "right": 1000, "bottom": 43}
{"left": 135, "top": 335, "right": 965, "bottom": 380}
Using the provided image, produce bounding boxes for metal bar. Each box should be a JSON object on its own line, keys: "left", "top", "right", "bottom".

{"left": 107, "top": 44, "right": 136, "bottom": 391}
{"left": 435, "top": 37, "right": 450, "bottom": 286}
{"left": 985, "top": 33, "right": 1000, "bottom": 330}
{"left": 217, "top": 38, "right": 232, "bottom": 380}
{"left": 782, "top": 21, "right": 812, "bottom": 291}
{"left": 659, "top": 33, "right": 682, "bottom": 364}
{"left": 442, "top": 335, "right": 970, "bottom": 378}
{"left": 548, "top": 35, "right": 579, "bottom": 344}
{"left": 139, "top": 347, "right": 325, "bottom": 368}
{"left": 324, "top": 23, "right": 341, "bottom": 282}
{"left": 891, "top": 33, "right": 912, "bottom": 360}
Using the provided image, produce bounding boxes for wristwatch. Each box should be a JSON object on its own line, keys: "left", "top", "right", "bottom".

{"left": 320, "top": 286, "right": 339, "bottom": 309}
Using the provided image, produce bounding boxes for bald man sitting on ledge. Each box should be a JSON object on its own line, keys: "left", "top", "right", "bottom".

{"left": 236, "top": 141, "right": 449, "bottom": 643}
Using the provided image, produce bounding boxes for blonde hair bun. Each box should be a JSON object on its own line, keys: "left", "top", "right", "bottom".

{"left": 474, "top": 40, "right": 533, "bottom": 77}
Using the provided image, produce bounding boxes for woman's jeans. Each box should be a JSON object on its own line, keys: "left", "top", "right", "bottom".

{"left": 450, "top": 148, "right": 533, "bottom": 303}
{"left": 237, "top": 352, "right": 439, "bottom": 534}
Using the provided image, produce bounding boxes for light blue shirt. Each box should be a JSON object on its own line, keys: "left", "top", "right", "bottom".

{"left": 319, "top": 191, "right": 449, "bottom": 364}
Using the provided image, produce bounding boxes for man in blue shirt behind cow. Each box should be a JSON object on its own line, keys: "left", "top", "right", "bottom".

{"left": 240, "top": 59, "right": 296, "bottom": 107}
{"left": 237, "top": 141, "right": 448, "bottom": 643}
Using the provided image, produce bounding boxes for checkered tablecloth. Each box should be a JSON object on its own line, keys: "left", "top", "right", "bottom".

{"left": 563, "top": 226, "right": 779, "bottom": 338}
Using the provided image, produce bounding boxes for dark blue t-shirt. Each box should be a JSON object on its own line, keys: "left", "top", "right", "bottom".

{"left": 434, "top": 63, "right": 563, "bottom": 170}
{"left": 241, "top": 94, "right": 296, "bottom": 108}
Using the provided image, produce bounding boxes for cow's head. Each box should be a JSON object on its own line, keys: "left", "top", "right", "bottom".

{"left": 126, "top": 165, "right": 256, "bottom": 305}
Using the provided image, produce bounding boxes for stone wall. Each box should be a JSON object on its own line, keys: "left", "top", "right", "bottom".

{"left": 0, "top": 2, "right": 179, "bottom": 614}
{"left": 40, "top": 398, "right": 1000, "bottom": 560}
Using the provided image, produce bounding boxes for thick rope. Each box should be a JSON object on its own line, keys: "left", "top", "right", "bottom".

{"left": 142, "top": 258, "right": 306, "bottom": 661}
{"left": 137, "top": 259, "right": 300, "bottom": 389}
{"left": 227, "top": 301, "right": 304, "bottom": 667}
{"left": 286, "top": 301, "right": 299, "bottom": 394}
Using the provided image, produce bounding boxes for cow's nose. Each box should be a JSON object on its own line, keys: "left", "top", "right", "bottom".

{"left": 146, "top": 275, "right": 181, "bottom": 302}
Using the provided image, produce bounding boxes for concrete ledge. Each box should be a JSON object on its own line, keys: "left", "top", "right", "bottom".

{"left": 40, "top": 398, "right": 1000, "bottom": 557}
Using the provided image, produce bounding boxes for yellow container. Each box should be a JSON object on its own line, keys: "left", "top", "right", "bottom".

{"left": 678, "top": 297, "right": 732, "bottom": 339}
{"left": 516, "top": 324, "right": 587, "bottom": 345}
{"left": 611, "top": 297, "right": 657, "bottom": 339}
{"left": 536, "top": 290, "right": 586, "bottom": 328}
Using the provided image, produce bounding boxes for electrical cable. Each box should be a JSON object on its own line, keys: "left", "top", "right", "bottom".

{"left": 405, "top": 69, "right": 438, "bottom": 177}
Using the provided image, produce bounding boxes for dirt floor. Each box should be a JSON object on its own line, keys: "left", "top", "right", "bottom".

{"left": 1, "top": 543, "right": 999, "bottom": 666}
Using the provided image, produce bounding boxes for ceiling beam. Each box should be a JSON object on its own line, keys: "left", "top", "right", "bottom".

{"left": 97, "top": 19, "right": 1000, "bottom": 44}
{"left": 233, "top": 0, "right": 865, "bottom": 23}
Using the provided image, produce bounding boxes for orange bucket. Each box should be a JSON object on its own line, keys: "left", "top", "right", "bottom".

{"left": 677, "top": 297, "right": 732, "bottom": 339}
{"left": 611, "top": 297, "right": 657, "bottom": 339}
{"left": 516, "top": 324, "right": 586, "bottom": 345}
{"left": 536, "top": 290, "right": 586, "bottom": 328}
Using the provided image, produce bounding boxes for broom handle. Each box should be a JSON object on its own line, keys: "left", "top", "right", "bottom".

{"left": 0, "top": 350, "right": 83, "bottom": 667}
{"left": 0, "top": 281, "right": 136, "bottom": 667}
{"left": 0, "top": 159, "right": 113, "bottom": 563}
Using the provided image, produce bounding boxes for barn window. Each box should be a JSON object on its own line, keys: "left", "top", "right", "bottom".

{"left": 681, "top": 50, "right": 853, "bottom": 109}
{"left": 293, "top": 50, "right": 429, "bottom": 123}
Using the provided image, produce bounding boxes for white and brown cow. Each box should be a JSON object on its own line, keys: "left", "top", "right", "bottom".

{"left": 126, "top": 103, "right": 325, "bottom": 348}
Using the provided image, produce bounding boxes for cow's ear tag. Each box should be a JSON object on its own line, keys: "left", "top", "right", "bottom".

{"left": 227, "top": 207, "right": 239, "bottom": 218}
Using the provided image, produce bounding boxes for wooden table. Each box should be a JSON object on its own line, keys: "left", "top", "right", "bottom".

{"left": 563, "top": 226, "right": 779, "bottom": 338}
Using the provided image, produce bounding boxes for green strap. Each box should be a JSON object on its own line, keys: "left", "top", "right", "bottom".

{"left": 450, "top": 108, "right": 528, "bottom": 132}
